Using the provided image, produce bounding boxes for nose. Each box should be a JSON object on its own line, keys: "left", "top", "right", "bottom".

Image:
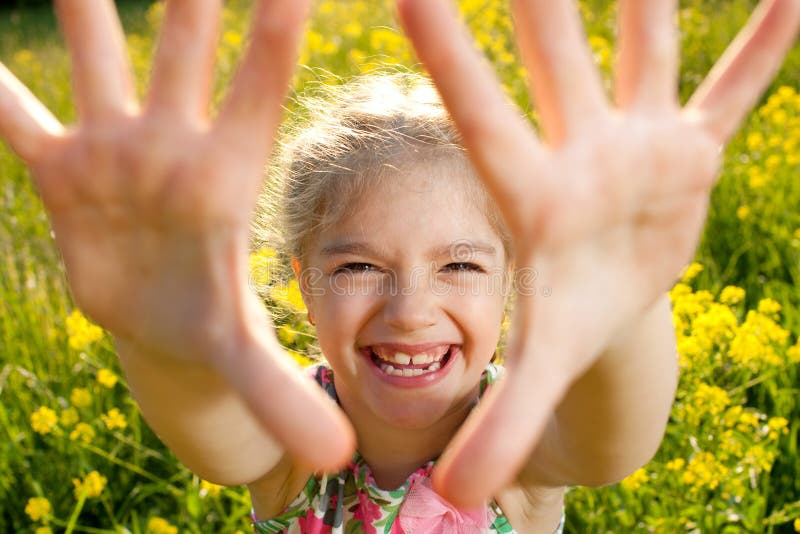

{"left": 382, "top": 270, "right": 439, "bottom": 332}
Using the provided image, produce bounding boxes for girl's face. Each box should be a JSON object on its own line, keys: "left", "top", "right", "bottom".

{"left": 298, "top": 161, "right": 509, "bottom": 429}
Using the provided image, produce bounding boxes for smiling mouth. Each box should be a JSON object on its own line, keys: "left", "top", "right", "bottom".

{"left": 367, "top": 345, "right": 455, "bottom": 377}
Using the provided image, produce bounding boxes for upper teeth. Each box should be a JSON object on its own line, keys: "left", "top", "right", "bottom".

{"left": 373, "top": 347, "right": 449, "bottom": 366}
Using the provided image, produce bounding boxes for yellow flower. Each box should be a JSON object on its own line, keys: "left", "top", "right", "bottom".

{"left": 587, "top": 35, "right": 612, "bottom": 72}
{"left": 777, "top": 85, "right": 797, "bottom": 99}
{"left": 794, "top": 518, "right": 800, "bottom": 532}
{"left": 249, "top": 247, "right": 279, "bottom": 288}
{"left": 70, "top": 387, "right": 92, "bottom": 408}
{"left": 270, "top": 280, "right": 306, "bottom": 312}
{"left": 14, "top": 49, "right": 35, "bottom": 65}
{"left": 729, "top": 310, "right": 790, "bottom": 371}
{"left": 693, "top": 383, "right": 730, "bottom": 417}
{"left": 620, "top": 468, "right": 649, "bottom": 491}
{"left": 66, "top": 310, "right": 104, "bottom": 350}
{"left": 680, "top": 262, "right": 704, "bottom": 282}
{"left": 30, "top": 407, "right": 58, "bottom": 435}
{"left": 349, "top": 48, "right": 368, "bottom": 67}
{"left": 746, "top": 131, "right": 764, "bottom": 151}
{"left": 748, "top": 167, "right": 767, "bottom": 188}
{"left": 60, "top": 407, "right": 79, "bottom": 427}
{"left": 666, "top": 458, "right": 686, "bottom": 471}
{"left": 766, "top": 417, "right": 789, "bottom": 440}
{"left": 670, "top": 282, "right": 692, "bottom": 296}
{"left": 692, "top": 303, "right": 738, "bottom": 347}
{"left": 35, "top": 527, "right": 53, "bottom": 534}
{"left": 682, "top": 452, "right": 728, "bottom": 489}
{"left": 743, "top": 445, "right": 776, "bottom": 472}
{"left": 765, "top": 154, "right": 782, "bottom": 171}
{"left": 223, "top": 30, "right": 242, "bottom": 47}
{"left": 736, "top": 205, "right": 751, "bottom": 220}
{"left": 101, "top": 408, "right": 128, "bottom": 430}
{"left": 288, "top": 350, "right": 314, "bottom": 367}
{"left": 771, "top": 109, "right": 788, "bottom": 125}
{"left": 277, "top": 324, "right": 298, "bottom": 345}
{"left": 72, "top": 471, "right": 107, "bottom": 499}
{"left": 757, "top": 298, "right": 782, "bottom": 318}
{"left": 25, "top": 497, "right": 51, "bottom": 522}
{"left": 788, "top": 342, "right": 800, "bottom": 364}
{"left": 719, "top": 286, "right": 745, "bottom": 306}
{"left": 200, "top": 479, "right": 222, "bottom": 498}
{"left": 736, "top": 410, "right": 762, "bottom": 432}
{"left": 70, "top": 422, "right": 96, "bottom": 443}
{"left": 343, "top": 21, "right": 362, "bottom": 38}
{"left": 97, "top": 369, "right": 118, "bottom": 388}
{"left": 147, "top": 517, "right": 178, "bottom": 534}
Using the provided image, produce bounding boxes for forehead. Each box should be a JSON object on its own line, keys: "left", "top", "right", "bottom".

{"left": 312, "top": 162, "right": 502, "bottom": 260}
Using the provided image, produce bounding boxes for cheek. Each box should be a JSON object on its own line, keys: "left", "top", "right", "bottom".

{"left": 445, "top": 291, "right": 505, "bottom": 354}
{"left": 311, "top": 287, "right": 376, "bottom": 342}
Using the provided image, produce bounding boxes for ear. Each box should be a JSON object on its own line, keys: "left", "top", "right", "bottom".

{"left": 291, "top": 255, "right": 315, "bottom": 315}
{"left": 291, "top": 256, "right": 302, "bottom": 280}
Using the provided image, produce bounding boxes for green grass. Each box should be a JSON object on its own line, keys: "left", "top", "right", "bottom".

{"left": 1, "top": 0, "right": 800, "bottom": 532}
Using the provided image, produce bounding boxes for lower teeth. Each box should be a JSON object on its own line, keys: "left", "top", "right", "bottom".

{"left": 379, "top": 360, "right": 442, "bottom": 377}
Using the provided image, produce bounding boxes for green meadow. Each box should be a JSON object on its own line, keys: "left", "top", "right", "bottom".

{"left": 1, "top": 1, "right": 799, "bottom": 532}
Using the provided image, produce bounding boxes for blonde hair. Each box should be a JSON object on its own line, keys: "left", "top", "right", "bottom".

{"left": 252, "top": 72, "right": 513, "bottom": 270}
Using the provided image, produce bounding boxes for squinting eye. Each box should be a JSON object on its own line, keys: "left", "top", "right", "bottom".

{"left": 443, "top": 262, "right": 484, "bottom": 273}
{"left": 334, "top": 262, "right": 377, "bottom": 274}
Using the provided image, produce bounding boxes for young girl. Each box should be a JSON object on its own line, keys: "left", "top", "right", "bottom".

{"left": 1, "top": 0, "right": 797, "bottom": 532}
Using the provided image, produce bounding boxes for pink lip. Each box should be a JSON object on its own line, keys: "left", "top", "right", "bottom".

{"left": 360, "top": 343, "right": 461, "bottom": 389}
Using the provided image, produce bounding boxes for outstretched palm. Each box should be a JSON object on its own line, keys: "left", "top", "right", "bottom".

{"left": 398, "top": 0, "right": 800, "bottom": 506}
{"left": 0, "top": 0, "right": 354, "bottom": 470}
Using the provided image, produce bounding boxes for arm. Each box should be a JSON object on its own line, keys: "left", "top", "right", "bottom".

{"left": 115, "top": 297, "right": 286, "bottom": 486}
{"left": 520, "top": 294, "right": 678, "bottom": 488}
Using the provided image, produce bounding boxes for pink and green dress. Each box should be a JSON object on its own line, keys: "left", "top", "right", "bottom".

{"left": 252, "top": 364, "right": 566, "bottom": 533}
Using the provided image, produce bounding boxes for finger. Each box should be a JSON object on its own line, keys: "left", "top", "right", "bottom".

{"left": 55, "top": 0, "right": 136, "bottom": 121}
{"left": 146, "top": 0, "right": 222, "bottom": 121}
{"left": 222, "top": 334, "right": 356, "bottom": 471}
{"left": 0, "top": 63, "right": 64, "bottom": 162}
{"left": 615, "top": 0, "right": 679, "bottom": 110}
{"left": 686, "top": 0, "right": 800, "bottom": 142}
{"left": 431, "top": 331, "right": 569, "bottom": 507}
{"left": 214, "top": 0, "right": 311, "bottom": 161}
{"left": 397, "top": 0, "right": 548, "bottom": 236}
{"left": 510, "top": 0, "right": 608, "bottom": 143}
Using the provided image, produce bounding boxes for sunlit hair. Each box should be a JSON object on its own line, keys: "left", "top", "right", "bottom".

{"left": 252, "top": 71, "right": 513, "bottom": 270}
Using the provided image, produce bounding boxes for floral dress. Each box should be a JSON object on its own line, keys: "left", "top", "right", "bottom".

{"left": 252, "top": 364, "right": 566, "bottom": 534}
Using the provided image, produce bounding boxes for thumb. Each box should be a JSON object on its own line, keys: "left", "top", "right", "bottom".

{"left": 220, "top": 332, "right": 356, "bottom": 473}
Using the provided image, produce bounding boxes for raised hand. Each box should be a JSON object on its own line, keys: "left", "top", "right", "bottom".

{"left": 0, "top": 0, "right": 353, "bottom": 471}
{"left": 398, "top": 0, "right": 800, "bottom": 506}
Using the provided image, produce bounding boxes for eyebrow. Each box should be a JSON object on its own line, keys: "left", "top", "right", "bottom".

{"left": 319, "top": 240, "right": 497, "bottom": 259}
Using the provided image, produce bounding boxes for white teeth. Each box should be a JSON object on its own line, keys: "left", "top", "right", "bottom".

{"left": 378, "top": 360, "right": 444, "bottom": 377}
{"left": 374, "top": 346, "right": 450, "bottom": 365}
{"left": 394, "top": 352, "right": 412, "bottom": 365}
{"left": 412, "top": 354, "right": 431, "bottom": 365}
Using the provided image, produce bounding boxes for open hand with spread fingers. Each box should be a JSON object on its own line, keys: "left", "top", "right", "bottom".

{"left": 398, "top": 0, "right": 800, "bottom": 507}
{"left": 0, "top": 0, "right": 355, "bottom": 473}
